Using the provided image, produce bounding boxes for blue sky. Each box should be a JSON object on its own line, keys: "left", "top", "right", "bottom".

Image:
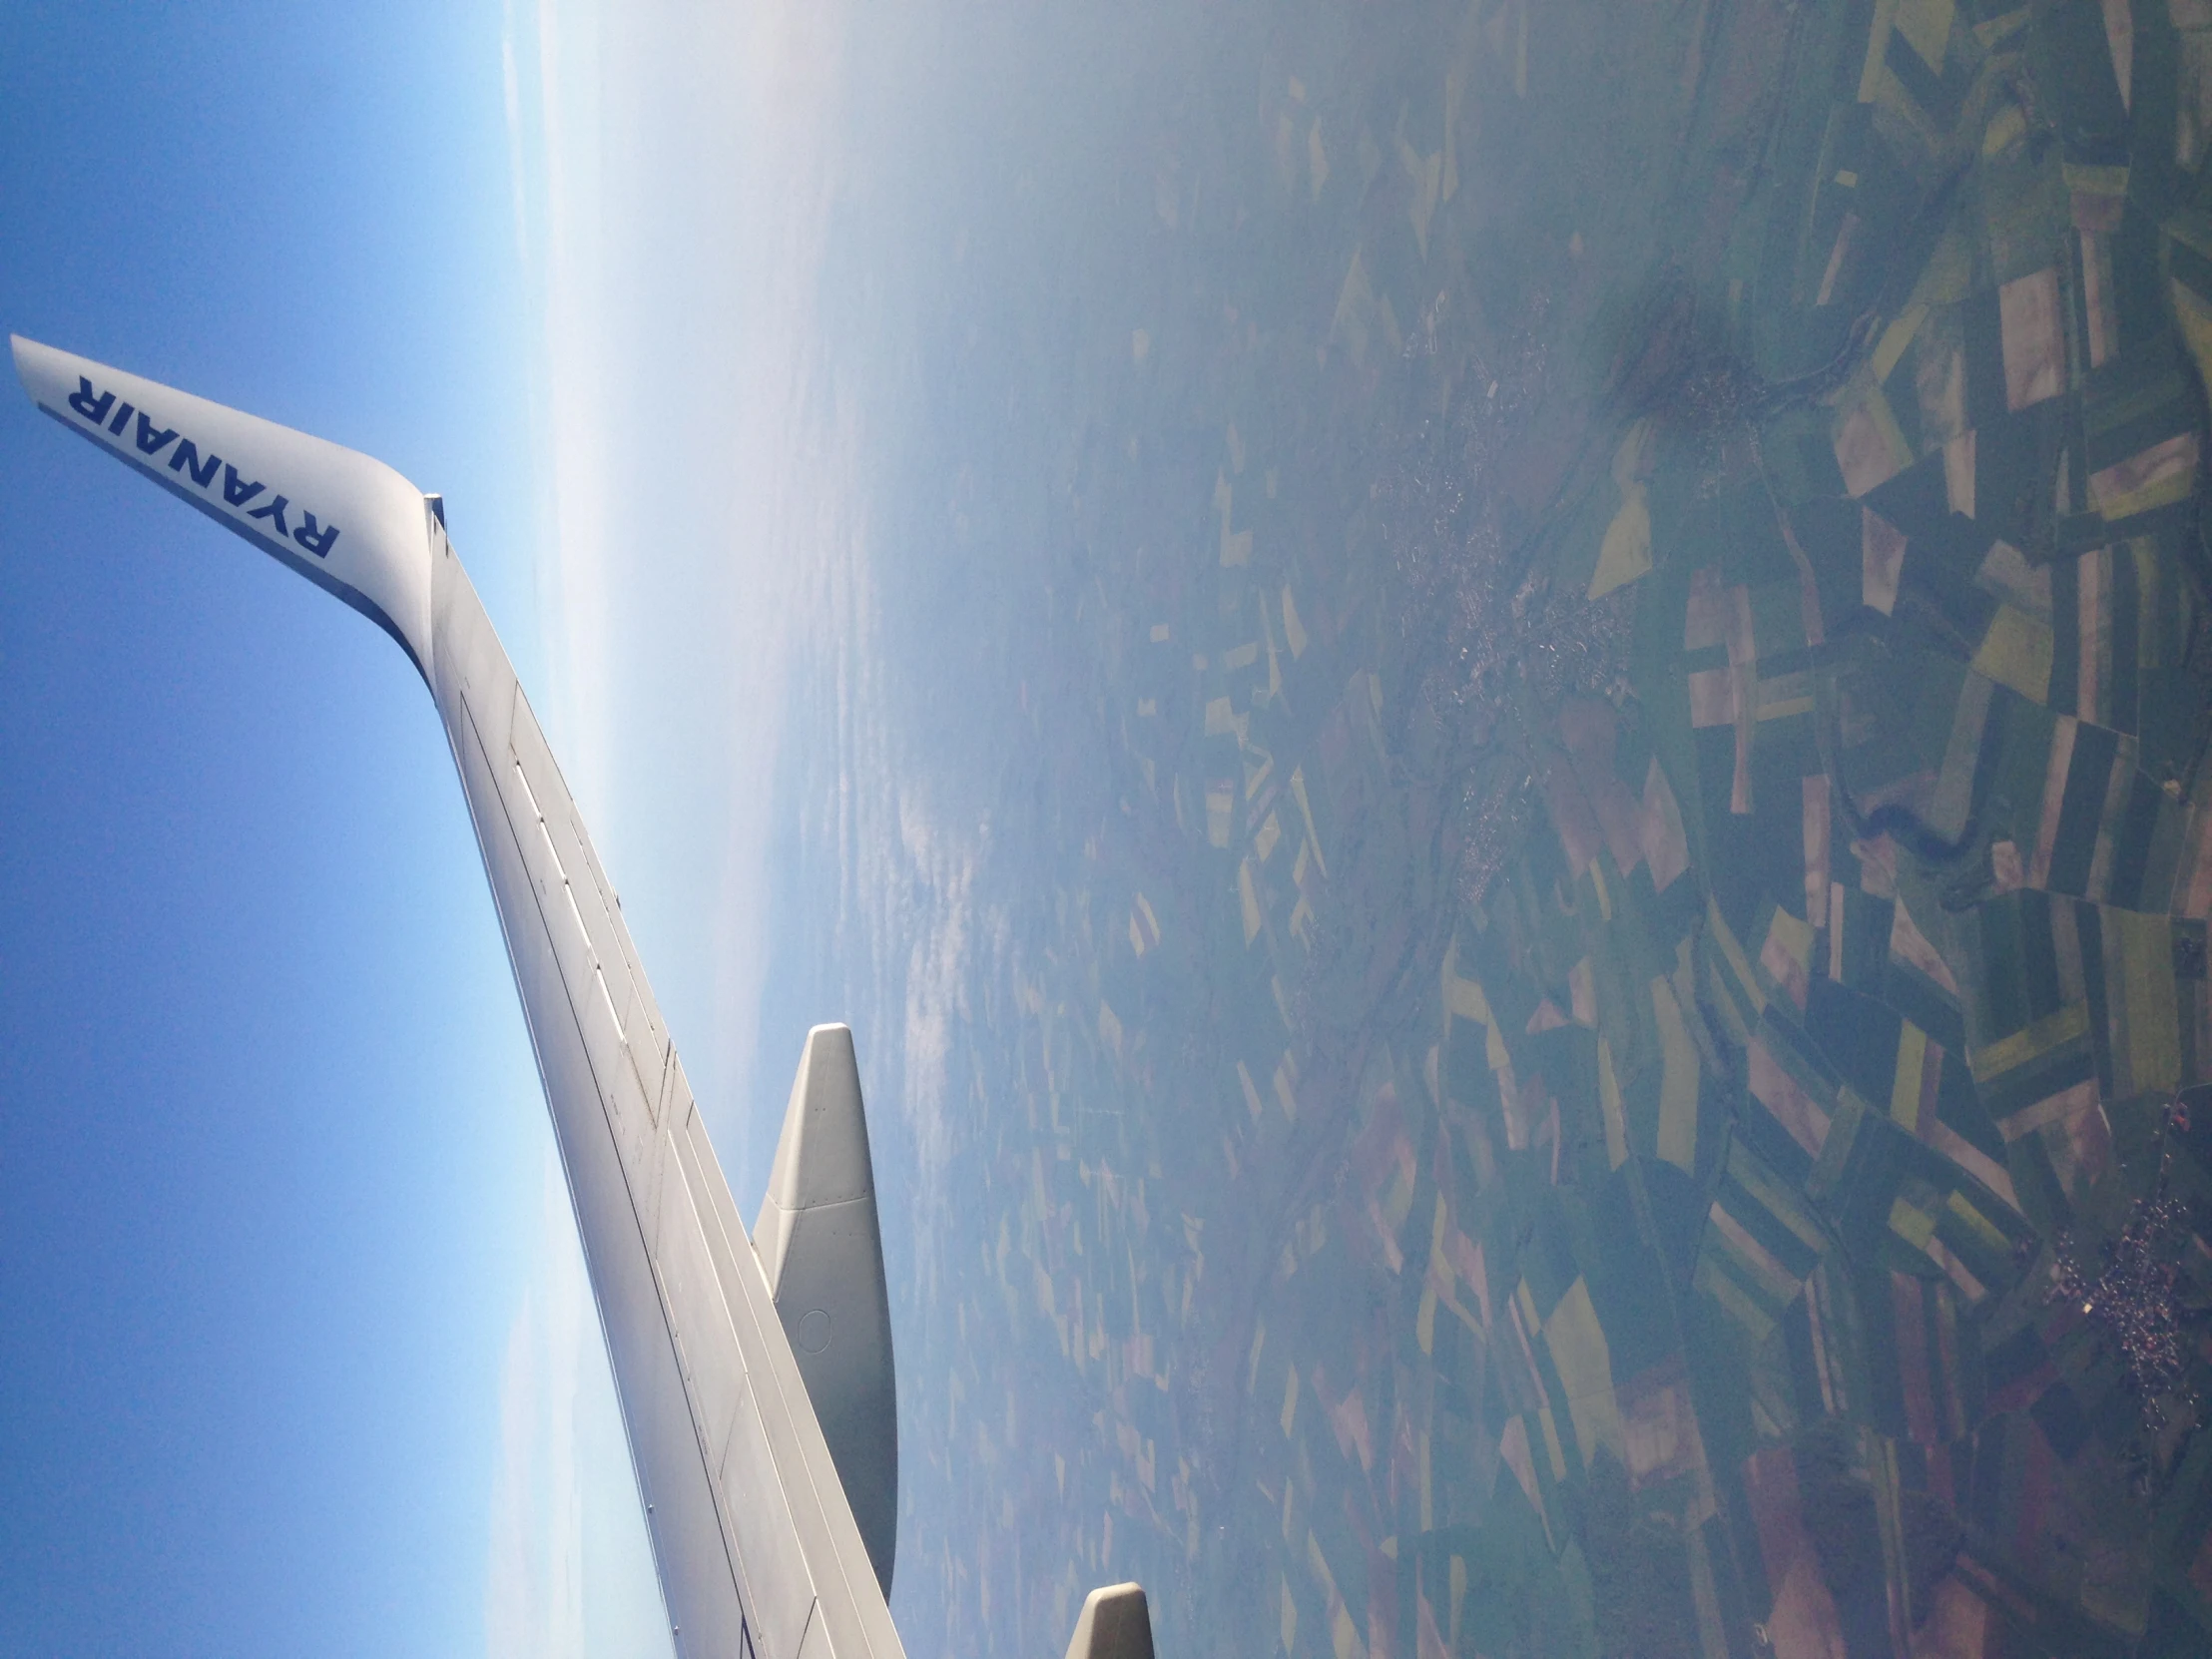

{"left": 0, "top": 3, "right": 818, "bottom": 1651}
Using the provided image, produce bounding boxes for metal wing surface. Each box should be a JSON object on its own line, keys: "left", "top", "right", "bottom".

{"left": 12, "top": 335, "right": 904, "bottom": 1659}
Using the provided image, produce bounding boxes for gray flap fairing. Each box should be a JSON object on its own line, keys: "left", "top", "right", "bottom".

{"left": 757, "top": 1025, "right": 899, "bottom": 1595}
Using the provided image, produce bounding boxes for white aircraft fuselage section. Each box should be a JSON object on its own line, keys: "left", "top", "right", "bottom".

{"left": 13, "top": 335, "right": 904, "bottom": 1659}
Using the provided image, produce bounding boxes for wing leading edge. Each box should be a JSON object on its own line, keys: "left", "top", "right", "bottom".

{"left": 12, "top": 335, "right": 902, "bottom": 1659}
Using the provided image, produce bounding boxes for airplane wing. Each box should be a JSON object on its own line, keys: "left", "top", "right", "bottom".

{"left": 12, "top": 335, "right": 900, "bottom": 1659}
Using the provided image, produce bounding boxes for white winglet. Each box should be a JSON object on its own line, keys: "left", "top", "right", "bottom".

{"left": 11, "top": 335, "right": 437, "bottom": 674}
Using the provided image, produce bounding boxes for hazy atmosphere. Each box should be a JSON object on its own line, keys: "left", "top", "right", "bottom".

{"left": 10, "top": 2, "right": 2212, "bottom": 1658}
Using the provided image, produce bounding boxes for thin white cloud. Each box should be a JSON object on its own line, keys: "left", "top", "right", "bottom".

{"left": 484, "top": 1152, "right": 585, "bottom": 1659}
{"left": 525, "top": 0, "right": 612, "bottom": 801}
{"left": 503, "top": 0, "right": 867, "bottom": 1166}
{"left": 500, "top": 0, "right": 530, "bottom": 280}
{"left": 484, "top": 1284, "right": 539, "bottom": 1656}
{"left": 484, "top": 1148, "right": 670, "bottom": 1659}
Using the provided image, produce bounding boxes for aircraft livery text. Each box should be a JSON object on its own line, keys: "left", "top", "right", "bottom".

{"left": 63, "top": 375, "right": 340, "bottom": 557}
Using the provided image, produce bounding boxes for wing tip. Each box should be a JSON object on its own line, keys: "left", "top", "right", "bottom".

{"left": 12, "top": 332, "right": 50, "bottom": 403}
